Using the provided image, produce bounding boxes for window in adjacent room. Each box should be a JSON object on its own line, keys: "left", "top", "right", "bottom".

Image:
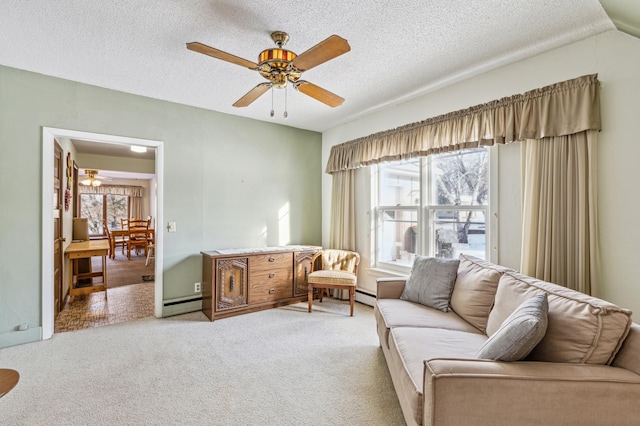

{"left": 373, "top": 148, "right": 489, "bottom": 272}
{"left": 80, "top": 194, "right": 129, "bottom": 236}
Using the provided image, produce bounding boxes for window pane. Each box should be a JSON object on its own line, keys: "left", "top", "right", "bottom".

{"left": 377, "top": 208, "right": 418, "bottom": 267}
{"left": 433, "top": 209, "right": 486, "bottom": 259}
{"left": 431, "top": 149, "right": 488, "bottom": 206}
{"left": 80, "top": 194, "right": 104, "bottom": 235}
{"left": 379, "top": 159, "right": 420, "bottom": 206}
{"left": 106, "top": 194, "right": 128, "bottom": 230}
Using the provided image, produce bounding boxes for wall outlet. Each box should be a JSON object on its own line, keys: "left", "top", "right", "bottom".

{"left": 194, "top": 282, "right": 201, "bottom": 293}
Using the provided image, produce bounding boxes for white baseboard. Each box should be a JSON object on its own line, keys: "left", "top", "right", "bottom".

{"left": 0, "top": 326, "right": 42, "bottom": 348}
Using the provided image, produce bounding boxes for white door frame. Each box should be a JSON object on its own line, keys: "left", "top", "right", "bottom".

{"left": 41, "top": 127, "right": 164, "bottom": 340}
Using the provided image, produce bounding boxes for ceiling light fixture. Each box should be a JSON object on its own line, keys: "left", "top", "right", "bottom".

{"left": 80, "top": 169, "right": 102, "bottom": 187}
{"left": 131, "top": 145, "right": 147, "bottom": 153}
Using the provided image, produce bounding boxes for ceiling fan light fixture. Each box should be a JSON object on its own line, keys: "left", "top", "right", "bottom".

{"left": 187, "top": 31, "right": 350, "bottom": 109}
{"left": 81, "top": 169, "right": 102, "bottom": 186}
{"left": 258, "top": 48, "right": 296, "bottom": 64}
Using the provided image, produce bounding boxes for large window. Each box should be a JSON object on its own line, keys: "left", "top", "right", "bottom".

{"left": 373, "top": 148, "right": 489, "bottom": 271}
{"left": 80, "top": 194, "right": 129, "bottom": 235}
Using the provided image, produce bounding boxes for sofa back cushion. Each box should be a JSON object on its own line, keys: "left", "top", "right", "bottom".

{"left": 450, "top": 254, "right": 510, "bottom": 332}
{"left": 487, "top": 271, "right": 632, "bottom": 364}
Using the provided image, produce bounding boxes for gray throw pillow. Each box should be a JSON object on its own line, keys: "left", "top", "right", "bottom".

{"left": 400, "top": 256, "right": 460, "bottom": 312}
{"left": 476, "top": 293, "right": 548, "bottom": 361}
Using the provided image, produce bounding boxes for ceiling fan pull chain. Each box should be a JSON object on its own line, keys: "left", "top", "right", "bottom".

{"left": 284, "top": 85, "right": 288, "bottom": 119}
{"left": 270, "top": 86, "right": 275, "bottom": 117}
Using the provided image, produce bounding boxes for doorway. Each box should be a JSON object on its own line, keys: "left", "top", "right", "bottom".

{"left": 41, "top": 127, "right": 164, "bottom": 340}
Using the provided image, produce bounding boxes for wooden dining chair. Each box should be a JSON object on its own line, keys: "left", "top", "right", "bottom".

{"left": 102, "top": 219, "right": 115, "bottom": 259}
{"left": 112, "top": 228, "right": 128, "bottom": 259}
{"left": 127, "top": 218, "right": 150, "bottom": 259}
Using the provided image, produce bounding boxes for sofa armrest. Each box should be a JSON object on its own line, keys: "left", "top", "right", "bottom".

{"left": 376, "top": 277, "right": 408, "bottom": 299}
{"left": 423, "top": 358, "right": 640, "bottom": 426}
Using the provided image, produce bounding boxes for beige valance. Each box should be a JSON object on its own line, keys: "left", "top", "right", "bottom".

{"left": 325, "top": 74, "right": 601, "bottom": 174}
{"left": 78, "top": 184, "right": 144, "bottom": 197}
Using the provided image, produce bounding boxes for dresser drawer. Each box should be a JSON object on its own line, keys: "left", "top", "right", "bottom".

{"left": 250, "top": 252, "right": 292, "bottom": 272}
{"left": 249, "top": 273, "right": 292, "bottom": 303}
{"left": 249, "top": 253, "right": 293, "bottom": 304}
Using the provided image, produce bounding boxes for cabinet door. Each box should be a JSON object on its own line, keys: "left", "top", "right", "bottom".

{"left": 215, "top": 258, "right": 248, "bottom": 311}
{"left": 294, "top": 250, "right": 317, "bottom": 295}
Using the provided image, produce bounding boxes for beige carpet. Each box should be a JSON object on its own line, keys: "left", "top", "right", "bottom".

{"left": 0, "top": 299, "right": 404, "bottom": 425}
{"left": 91, "top": 253, "right": 154, "bottom": 288}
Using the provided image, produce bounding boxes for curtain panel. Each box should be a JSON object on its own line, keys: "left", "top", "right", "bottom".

{"left": 325, "top": 74, "right": 600, "bottom": 174}
{"left": 520, "top": 130, "right": 599, "bottom": 294}
{"left": 329, "top": 169, "right": 356, "bottom": 250}
{"left": 78, "top": 184, "right": 144, "bottom": 197}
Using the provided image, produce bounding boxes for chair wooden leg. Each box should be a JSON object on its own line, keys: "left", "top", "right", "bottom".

{"left": 308, "top": 283, "right": 313, "bottom": 313}
{"left": 319, "top": 287, "right": 324, "bottom": 303}
{"left": 349, "top": 287, "right": 355, "bottom": 317}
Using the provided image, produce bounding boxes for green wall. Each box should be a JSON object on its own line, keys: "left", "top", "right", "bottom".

{"left": 0, "top": 65, "right": 322, "bottom": 345}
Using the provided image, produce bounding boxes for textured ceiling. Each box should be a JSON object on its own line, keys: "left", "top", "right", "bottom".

{"left": 0, "top": 1, "right": 618, "bottom": 133}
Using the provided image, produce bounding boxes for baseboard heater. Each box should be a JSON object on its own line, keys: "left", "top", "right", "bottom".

{"left": 355, "top": 288, "right": 376, "bottom": 307}
{"left": 162, "top": 295, "right": 203, "bottom": 317}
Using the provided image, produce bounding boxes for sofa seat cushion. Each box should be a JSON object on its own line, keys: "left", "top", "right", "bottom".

{"left": 450, "top": 254, "right": 513, "bottom": 333}
{"left": 387, "top": 327, "right": 488, "bottom": 426}
{"left": 487, "top": 271, "right": 632, "bottom": 364}
{"left": 375, "top": 299, "right": 483, "bottom": 349}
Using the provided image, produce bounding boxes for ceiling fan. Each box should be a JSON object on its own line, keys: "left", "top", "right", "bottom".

{"left": 186, "top": 31, "right": 350, "bottom": 108}
{"left": 80, "top": 169, "right": 109, "bottom": 187}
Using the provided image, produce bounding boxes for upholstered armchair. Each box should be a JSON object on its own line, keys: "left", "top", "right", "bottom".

{"left": 307, "top": 249, "right": 360, "bottom": 316}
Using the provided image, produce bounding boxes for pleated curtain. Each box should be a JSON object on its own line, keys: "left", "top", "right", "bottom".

{"left": 329, "top": 169, "right": 356, "bottom": 251}
{"left": 521, "top": 130, "right": 599, "bottom": 294}
{"left": 328, "top": 168, "right": 356, "bottom": 300}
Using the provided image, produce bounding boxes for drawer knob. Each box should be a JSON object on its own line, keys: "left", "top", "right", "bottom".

{"left": 269, "top": 288, "right": 276, "bottom": 294}
{"left": 268, "top": 256, "right": 275, "bottom": 262}
{"left": 269, "top": 272, "right": 276, "bottom": 278}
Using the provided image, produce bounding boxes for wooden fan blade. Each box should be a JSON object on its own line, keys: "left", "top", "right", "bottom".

{"left": 290, "top": 35, "right": 350, "bottom": 72}
{"left": 233, "top": 83, "right": 271, "bottom": 107}
{"left": 186, "top": 42, "right": 258, "bottom": 69}
{"left": 294, "top": 81, "right": 344, "bottom": 107}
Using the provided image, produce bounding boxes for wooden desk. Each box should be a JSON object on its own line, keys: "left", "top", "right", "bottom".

{"left": 0, "top": 369, "right": 19, "bottom": 398}
{"left": 65, "top": 240, "right": 110, "bottom": 300}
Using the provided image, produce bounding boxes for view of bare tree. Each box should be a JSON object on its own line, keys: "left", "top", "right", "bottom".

{"left": 433, "top": 149, "right": 488, "bottom": 244}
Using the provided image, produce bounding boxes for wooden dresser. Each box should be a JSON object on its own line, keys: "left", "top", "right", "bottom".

{"left": 201, "top": 246, "right": 321, "bottom": 321}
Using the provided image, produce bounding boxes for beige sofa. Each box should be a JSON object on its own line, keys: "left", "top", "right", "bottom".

{"left": 375, "top": 254, "right": 640, "bottom": 426}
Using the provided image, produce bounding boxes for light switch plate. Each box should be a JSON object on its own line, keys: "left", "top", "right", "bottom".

{"left": 168, "top": 221, "right": 177, "bottom": 232}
